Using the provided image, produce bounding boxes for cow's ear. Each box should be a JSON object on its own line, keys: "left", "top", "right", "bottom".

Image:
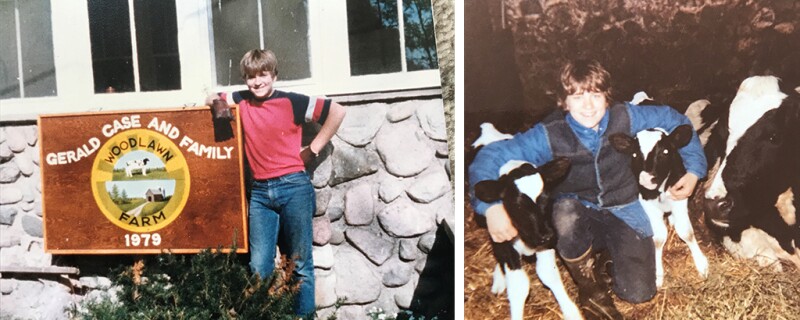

{"left": 609, "top": 133, "right": 637, "bottom": 154}
{"left": 538, "top": 157, "right": 571, "bottom": 184}
{"left": 474, "top": 180, "right": 503, "bottom": 203}
{"left": 669, "top": 124, "right": 693, "bottom": 148}
{"left": 776, "top": 94, "right": 800, "bottom": 130}
{"left": 515, "top": 163, "right": 538, "bottom": 177}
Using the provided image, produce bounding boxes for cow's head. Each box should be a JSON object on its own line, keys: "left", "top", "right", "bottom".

{"left": 701, "top": 76, "right": 799, "bottom": 228}
{"left": 474, "top": 157, "right": 571, "bottom": 247}
{"left": 610, "top": 125, "right": 692, "bottom": 196}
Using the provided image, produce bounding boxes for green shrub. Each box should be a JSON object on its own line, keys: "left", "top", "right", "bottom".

{"left": 72, "top": 249, "right": 304, "bottom": 320}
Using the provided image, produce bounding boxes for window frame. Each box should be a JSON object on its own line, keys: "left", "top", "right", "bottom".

{"left": 1, "top": 0, "right": 58, "bottom": 100}
{"left": 0, "top": 0, "right": 441, "bottom": 121}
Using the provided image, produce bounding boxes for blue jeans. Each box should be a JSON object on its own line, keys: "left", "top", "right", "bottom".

{"left": 248, "top": 171, "right": 316, "bottom": 316}
{"left": 552, "top": 197, "right": 656, "bottom": 303}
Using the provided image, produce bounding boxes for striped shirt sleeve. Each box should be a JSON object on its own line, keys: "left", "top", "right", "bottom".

{"left": 289, "top": 92, "right": 331, "bottom": 125}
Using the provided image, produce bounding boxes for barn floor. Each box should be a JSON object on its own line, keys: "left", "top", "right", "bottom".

{"left": 463, "top": 115, "right": 800, "bottom": 320}
{"left": 465, "top": 205, "right": 800, "bottom": 320}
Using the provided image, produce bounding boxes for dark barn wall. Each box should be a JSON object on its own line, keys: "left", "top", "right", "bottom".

{"left": 465, "top": 0, "right": 800, "bottom": 135}
{"left": 464, "top": 0, "right": 527, "bottom": 135}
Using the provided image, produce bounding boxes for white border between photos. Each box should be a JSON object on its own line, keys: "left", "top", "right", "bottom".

{"left": 454, "top": 1, "right": 465, "bottom": 319}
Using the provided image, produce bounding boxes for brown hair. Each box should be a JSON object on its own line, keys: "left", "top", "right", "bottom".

{"left": 239, "top": 49, "right": 279, "bottom": 79}
{"left": 558, "top": 59, "right": 613, "bottom": 109}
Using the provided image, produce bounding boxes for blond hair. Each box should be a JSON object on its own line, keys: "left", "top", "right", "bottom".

{"left": 240, "top": 49, "right": 279, "bottom": 78}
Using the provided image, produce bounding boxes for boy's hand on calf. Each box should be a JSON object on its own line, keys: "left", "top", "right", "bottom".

{"left": 668, "top": 173, "right": 699, "bottom": 200}
{"left": 486, "top": 204, "right": 518, "bottom": 242}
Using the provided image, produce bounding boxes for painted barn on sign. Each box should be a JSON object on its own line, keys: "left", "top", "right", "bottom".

{"left": 0, "top": 0, "right": 453, "bottom": 319}
{"left": 146, "top": 187, "right": 166, "bottom": 202}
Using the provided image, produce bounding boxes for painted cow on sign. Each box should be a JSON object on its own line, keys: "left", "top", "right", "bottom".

{"left": 473, "top": 123, "right": 582, "bottom": 320}
{"left": 698, "top": 75, "right": 800, "bottom": 271}
{"left": 610, "top": 125, "right": 709, "bottom": 287}
{"left": 125, "top": 158, "right": 150, "bottom": 177}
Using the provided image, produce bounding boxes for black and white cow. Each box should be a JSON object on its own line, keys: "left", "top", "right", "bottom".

{"left": 473, "top": 123, "right": 582, "bottom": 320}
{"left": 609, "top": 125, "right": 709, "bottom": 288}
{"left": 125, "top": 158, "right": 150, "bottom": 177}
{"left": 698, "top": 75, "right": 800, "bottom": 271}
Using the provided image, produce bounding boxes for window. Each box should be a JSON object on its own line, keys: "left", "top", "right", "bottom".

{"left": 1, "top": 1, "right": 442, "bottom": 119}
{"left": 346, "top": 0, "right": 438, "bottom": 76}
{"left": 210, "top": 0, "right": 311, "bottom": 85}
{"left": 0, "top": 0, "right": 57, "bottom": 99}
{"left": 88, "top": 0, "right": 181, "bottom": 93}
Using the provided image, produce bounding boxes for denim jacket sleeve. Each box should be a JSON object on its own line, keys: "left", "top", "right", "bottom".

{"left": 468, "top": 124, "right": 554, "bottom": 215}
{"left": 627, "top": 103, "right": 708, "bottom": 179}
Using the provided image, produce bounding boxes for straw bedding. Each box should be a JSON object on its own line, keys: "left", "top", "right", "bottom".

{"left": 464, "top": 198, "right": 800, "bottom": 319}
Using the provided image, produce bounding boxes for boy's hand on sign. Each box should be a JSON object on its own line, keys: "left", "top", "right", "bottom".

{"left": 210, "top": 99, "right": 233, "bottom": 122}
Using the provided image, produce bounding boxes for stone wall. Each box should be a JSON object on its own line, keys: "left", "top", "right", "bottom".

{"left": 0, "top": 125, "right": 73, "bottom": 320}
{"left": 0, "top": 97, "right": 453, "bottom": 319}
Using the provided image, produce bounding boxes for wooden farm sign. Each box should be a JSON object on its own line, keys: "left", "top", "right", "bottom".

{"left": 39, "top": 107, "right": 247, "bottom": 254}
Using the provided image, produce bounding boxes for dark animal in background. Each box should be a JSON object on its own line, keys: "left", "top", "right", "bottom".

{"left": 698, "top": 75, "right": 800, "bottom": 271}
{"left": 610, "top": 125, "right": 710, "bottom": 287}
{"left": 473, "top": 123, "right": 582, "bottom": 320}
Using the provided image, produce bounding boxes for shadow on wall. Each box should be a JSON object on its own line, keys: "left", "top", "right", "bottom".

{"left": 405, "top": 223, "right": 454, "bottom": 319}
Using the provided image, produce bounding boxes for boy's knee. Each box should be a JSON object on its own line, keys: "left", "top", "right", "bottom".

{"left": 612, "top": 266, "right": 656, "bottom": 303}
{"left": 552, "top": 198, "right": 583, "bottom": 235}
{"left": 614, "top": 283, "right": 656, "bottom": 303}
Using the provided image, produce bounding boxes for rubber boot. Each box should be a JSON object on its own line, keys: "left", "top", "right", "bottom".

{"left": 562, "top": 248, "right": 623, "bottom": 320}
{"left": 595, "top": 250, "right": 614, "bottom": 289}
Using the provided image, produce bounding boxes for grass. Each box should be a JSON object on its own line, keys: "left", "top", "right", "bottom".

{"left": 141, "top": 201, "right": 168, "bottom": 216}
{"left": 117, "top": 198, "right": 147, "bottom": 212}
{"left": 112, "top": 168, "right": 170, "bottom": 181}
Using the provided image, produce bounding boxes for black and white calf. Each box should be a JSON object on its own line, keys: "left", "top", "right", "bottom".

{"left": 610, "top": 125, "right": 709, "bottom": 287}
{"left": 125, "top": 158, "right": 150, "bottom": 177}
{"left": 473, "top": 123, "right": 582, "bottom": 320}
{"left": 699, "top": 75, "right": 800, "bottom": 271}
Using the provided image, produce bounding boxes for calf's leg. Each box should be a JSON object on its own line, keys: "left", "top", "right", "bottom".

{"left": 668, "top": 199, "right": 709, "bottom": 279}
{"left": 640, "top": 199, "right": 667, "bottom": 288}
{"left": 535, "top": 249, "right": 583, "bottom": 320}
{"left": 504, "top": 264, "right": 530, "bottom": 320}
{"left": 491, "top": 264, "right": 505, "bottom": 294}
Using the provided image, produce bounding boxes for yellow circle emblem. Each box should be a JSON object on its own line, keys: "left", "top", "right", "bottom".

{"left": 91, "top": 129, "right": 190, "bottom": 232}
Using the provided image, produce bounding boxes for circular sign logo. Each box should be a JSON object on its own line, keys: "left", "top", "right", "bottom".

{"left": 91, "top": 129, "right": 190, "bottom": 232}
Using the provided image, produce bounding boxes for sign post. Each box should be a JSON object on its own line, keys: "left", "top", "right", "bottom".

{"left": 39, "top": 107, "right": 247, "bottom": 254}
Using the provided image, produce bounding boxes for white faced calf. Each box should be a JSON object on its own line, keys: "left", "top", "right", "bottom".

{"left": 473, "top": 123, "right": 582, "bottom": 320}
{"left": 475, "top": 158, "right": 581, "bottom": 320}
{"left": 610, "top": 125, "right": 709, "bottom": 288}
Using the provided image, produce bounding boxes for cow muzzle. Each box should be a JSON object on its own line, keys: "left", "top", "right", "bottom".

{"left": 532, "top": 225, "right": 556, "bottom": 248}
{"left": 639, "top": 172, "right": 658, "bottom": 190}
{"left": 703, "top": 196, "right": 733, "bottom": 228}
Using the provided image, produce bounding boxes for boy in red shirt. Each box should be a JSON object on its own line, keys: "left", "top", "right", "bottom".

{"left": 209, "top": 49, "right": 345, "bottom": 317}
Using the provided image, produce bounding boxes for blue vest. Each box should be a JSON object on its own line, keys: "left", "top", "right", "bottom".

{"left": 542, "top": 103, "right": 638, "bottom": 207}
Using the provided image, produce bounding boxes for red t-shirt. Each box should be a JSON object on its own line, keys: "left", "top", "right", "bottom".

{"left": 223, "top": 90, "right": 331, "bottom": 180}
